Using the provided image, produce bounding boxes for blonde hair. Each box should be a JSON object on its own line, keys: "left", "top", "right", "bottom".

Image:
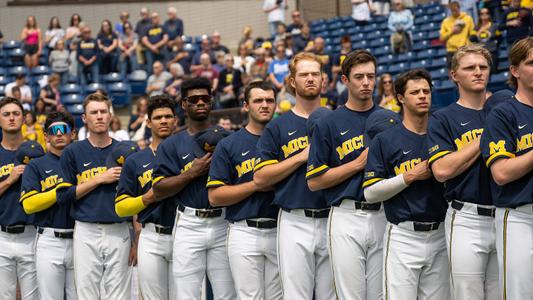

{"left": 285, "top": 52, "right": 323, "bottom": 95}
{"left": 451, "top": 44, "right": 492, "bottom": 72}
{"left": 508, "top": 37, "right": 533, "bottom": 89}
{"left": 82, "top": 93, "right": 112, "bottom": 111}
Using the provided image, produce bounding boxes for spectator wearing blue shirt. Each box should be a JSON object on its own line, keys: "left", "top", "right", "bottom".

{"left": 114, "top": 11, "right": 129, "bottom": 36}
{"left": 500, "top": 0, "right": 533, "bottom": 46}
{"left": 97, "top": 20, "right": 119, "bottom": 74}
{"left": 268, "top": 42, "right": 290, "bottom": 91}
{"left": 190, "top": 37, "right": 217, "bottom": 73}
{"left": 142, "top": 12, "right": 169, "bottom": 74}
{"left": 77, "top": 26, "right": 99, "bottom": 84}
{"left": 163, "top": 7, "right": 184, "bottom": 51}
{"left": 388, "top": 0, "right": 414, "bottom": 53}
{"left": 167, "top": 36, "right": 191, "bottom": 74}
{"left": 134, "top": 8, "right": 152, "bottom": 65}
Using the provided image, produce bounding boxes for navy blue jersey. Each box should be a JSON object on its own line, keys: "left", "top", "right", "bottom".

{"left": 56, "top": 139, "right": 126, "bottom": 223}
{"left": 207, "top": 128, "right": 278, "bottom": 221}
{"left": 427, "top": 103, "right": 492, "bottom": 205}
{"left": 20, "top": 153, "right": 74, "bottom": 229}
{"left": 144, "top": 25, "right": 166, "bottom": 45}
{"left": 0, "top": 145, "right": 31, "bottom": 226}
{"left": 306, "top": 105, "right": 379, "bottom": 206}
{"left": 153, "top": 130, "right": 210, "bottom": 209}
{"left": 97, "top": 32, "right": 118, "bottom": 48}
{"left": 77, "top": 38, "right": 98, "bottom": 60}
{"left": 364, "top": 124, "right": 447, "bottom": 224}
{"left": 254, "top": 110, "right": 326, "bottom": 209}
{"left": 481, "top": 97, "right": 533, "bottom": 208}
{"left": 116, "top": 148, "right": 176, "bottom": 227}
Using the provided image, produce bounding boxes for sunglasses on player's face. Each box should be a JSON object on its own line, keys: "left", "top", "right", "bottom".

{"left": 47, "top": 124, "right": 71, "bottom": 136}
{"left": 184, "top": 95, "right": 212, "bottom": 105}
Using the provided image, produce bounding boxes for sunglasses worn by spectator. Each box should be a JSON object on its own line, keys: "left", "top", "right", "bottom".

{"left": 383, "top": 80, "right": 393, "bottom": 84}
{"left": 47, "top": 124, "right": 71, "bottom": 135}
{"left": 185, "top": 95, "right": 212, "bottom": 105}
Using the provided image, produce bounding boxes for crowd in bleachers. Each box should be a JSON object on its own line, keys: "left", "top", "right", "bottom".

{"left": 0, "top": 0, "right": 531, "bottom": 144}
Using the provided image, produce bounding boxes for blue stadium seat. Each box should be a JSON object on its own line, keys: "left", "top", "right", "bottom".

{"left": 436, "top": 48, "right": 447, "bottom": 57}
{"left": 374, "top": 15, "right": 388, "bottom": 24}
{"left": 67, "top": 74, "right": 79, "bottom": 84}
{"left": 370, "top": 38, "right": 387, "bottom": 48}
{"left": 352, "top": 40, "right": 369, "bottom": 49}
{"left": 429, "top": 57, "right": 447, "bottom": 70}
{"left": 395, "top": 52, "right": 416, "bottom": 63}
{"left": 434, "top": 81, "right": 458, "bottom": 108}
{"left": 412, "top": 32, "right": 427, "bottom": 43}
{"left": 0, "top": 67, "right": 6, "bottom": 76}
{"left": 378, "top": 54, "right": 394, "bottom": 65}
{"left": 182, "top": 36, "right": 193, "bottom": 43}
{"left": 342, "top": 19, "right": 355, "bottom": 29}
{"left": 350, "top": 33, "right": 365, "bottom": 42}
{"left": 430, "top": 68, "right": 449, "bottom": 81}
{"left": 32, "top": 65, "right": 50, "bottom": 76}
{"left": 368, "top": 30, "right": 384, "bottom": 40}
{"left": 410, "top": 59, "right": 430, "bottom": 69}
{"left": 31, "top": 74, "right": 49, "bottom": 86}
{"left": 414, "top": 15, "right": 431, "bottom": 25}
{"left": 377, "top": 65, "right": 389, "bottom": 74}
{"left": 108, "top": 82, "right": 131, "bottom": 107}
{"left": 66, "top": 104, "right": 84, "bottom": 115}
{"left": 427, "top": 6, "right": 444, "bottom": 15}
{"left": 84, "top": 82, "right": 107, "bottom": 95}
{"left": 60, "top": 83, "right": 82, "bottom": 95}
{"left": 432, "top": 12, "right": 447, "bottom": 22}
{"left": 8, "top": 66, "right": 28, "bottom": 77}
{"left": 389, "top": 62, "right": 410, "bottom": 75}
{"left": 413, "top": 40, "right": 430, "bottom": 51}
{"left": 498, "top": 49, "right": 509, "bottom": 61}
{"left": 0, "top": 85, "right": 5, "bottom": 97}
{"left": 62, "top": 94, "right": 84, "bottom": 105}
{"left": 2, "top": 40, "right": 21, "bottom": 50}
{"left": 0, "top": 75, "right": 10, "bottom": 85}
{"left": 374, "top": 46, "right": 391, "bottom": 57}
{"left": 427, "top": 31, "right": 440, "bottom": 40}
{"left": 103, "top": 72, "right": 124, "bottom": 84}
{"left": 414, "top": 8, "right": 425, "bottom": 16}
{"left": 128, "top": 70, "right": 148, "bottom": 96}
{"left": 417, "top": 49, "right": 436, "bottom": 59}
{"left": 489, "top": 72, "right": 509, "bottom": 91}
{"left": 497, "top": 60, "right": 509, "bottom": 72}
{"left": 420, "top": 22, "right": 438, "bottom": 32}
{"left": 7, "top": 49, "right": 25, "bottom": 66}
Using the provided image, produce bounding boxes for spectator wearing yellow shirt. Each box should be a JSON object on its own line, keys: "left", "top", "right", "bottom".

{"left": 21, "top": 110, "right": 46, "bottom": 150}
{"left": 440, "top": 1, "right": 475, "bottom": 68}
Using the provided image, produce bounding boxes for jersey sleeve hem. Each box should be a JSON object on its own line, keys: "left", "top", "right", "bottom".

{"left": 428, "top": 150, "right": 452, "bottom": 165}
{"left": 305, "top": 164, "right": 329, "bottom": 179}
{"left": 20, "top": 190, "right": 38, "bottom": 202}
{"left": 152, "top": 176, "right": 166, "bottom": 185}
{"left": 362, "top": 177, "right": 385, "bottom": 188}
{"left": 115, "top": 194, "right": 131, "bottom": 203}
{"left": 253, "top": 159, "right": 279, "bottom": 172}
{"left": 486, "top": 151, "right": 516, "bottom": 167}
{"left": 206, "top": 180, "right": 226, "bottom": 188}
{"left": 56, "top": 182, "right": 73, "bottom": 189}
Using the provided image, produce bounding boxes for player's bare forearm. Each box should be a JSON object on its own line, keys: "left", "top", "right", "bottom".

{"left": 153, "top": 172, "right": 194, "bottom": 201}
{"left": 308, "top": 148, "right": 368, "bottom": 191}
{"left": 254, "top": 154, "right": 305, "bottom": 189}
{"left": 431, "top": 139, "right": 480, "bottom": 182}
{"left": 75, "top": 177, "right": 102, "bottom": 200}
{"left": 208, "top": 181, "right": 257, "bottom": 207}
{"left": 490, "top": 151, "right": 533, "bottom": 186}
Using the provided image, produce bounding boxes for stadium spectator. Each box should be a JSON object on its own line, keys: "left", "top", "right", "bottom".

{"left": 115, "top": 11, "right": 129, "bottom": 35}
{"left": 351, "top": 0, "right": 373, "bottom": 26}
{"left": 39, "top": 74, "right": 61, "bottom": 112}
{"left": 268, "top": 42, "right": 289, "bottom": 91}
{"left": 191, "top": 37, "right": 217, "bottom": 72}
{"left": 6, "top": 75, "right": 32, "bottom": 110}
{"left": 285, "top": 35, "right": 295, "bottom": 57}
{"left": 10, "top": 86, "right": 22, "bottom": 101}
{"left": 319, "top": 74, "right": 338, "bottom": 108}
{"left": 21, "top": 110, "right": 46, "bottom": 149}
{"left": 213, "top": 51, "right": 227, "bottom": 73}
{"left": 142, "top": 12, "right": 169, "bottom": 74}
{"left": 215, "top": 54, "right": 243, "bottom": 108}
{"left": 49, "top": 39, "right": 70, "bottom": 85}
{"left": 167, "top": 36, "right": 191, "bottom": 73}
{"left": 193, "top": 53, "right": 219, "bottom": 89}
{"left": 77, "top": 25, "right": 99, "bottom": 84}
{"left": 146, "top": 61, "right": 172, "bottom": 96}
{"left": 135, "top": 8, "right": 152, "bottom": 65}
{"left": 234, "top": 43, "right": 255, "bottom": 75}
{"left": 164, "top": 7, "right": 184, "bottom": 50}
{"left": 374, "top": 0, "right": 391, "bottom": 15}
{"left": 45, "top": 16, "right": 65, "bottom": 52}
{"left": 471, "top": 8, "right": 502, "bottom": 70}
{"left": 33, "top": 98, "right": 47, "bottom": 126}
{"left": 97, "top": 20, "right": 119, "bottom": 74}
{"left": 440, "top": 1, "right": 475, "bottom": 68}
{"left": 68, "top": 40, "right": 78, "bottom": 79}
{"left": 331, "top": 35, "right": 352, "bottom": 92}
{"left": 249, "top": 47, "right": 269, "bottom": 80}
{"left": 109, "top": 116, "right": 130, "bottom": 141}
{"left": 388, "top": 0, "right": 414, "bottom": 53}
{"left": 21, "top": 15, "right": 42, "bottom": 70}
{"left": 375, "top": 73, "right": 401, "bottom": 113}
{"left": 211, "top": 31, "right": 229, "bottom": 54}
{"left": 65, "top": 13, "right": 82, "bottom": 44}
{"left": 274, "top": 23, "right": 288, "bottom": 43}
{"left": 287, "top": 10, "right": 304, "bottom": 37}
{"left": 0, "top": 30, "right": 3, "bottom": 45}
{"left": 293, "top": 22, "right": 312, "bottom": 53}
{"left": 128, "top": 96, "right": 148, "bottom": 137}
{"left": 217, "top": 116, "right": 233, "bottom": 131}
{"left": 500, "top": 0, "right": 533, "bottom": 45}
{"left": 308, "top": 36, "right": 332, "bottom": 78}
{"left": 165, "top": 63, "right": 185, "bottom": 97}
{"left": 238, "top": 25, "right": 254, "bottom": 50}
{"left": 118, "top": 22, "right": 139, "bottom": 77}
{"left": 263, "top": 0, "right": 287, "bottom": 38}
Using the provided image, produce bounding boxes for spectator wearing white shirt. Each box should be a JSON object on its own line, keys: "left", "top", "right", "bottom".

{"left": 109, "top": 116, "right": 130, "bottom": 141}
{"left": 146, "top": 61, "right": 172, "bottom": 96}
{"left": 45, "top": 16, "right": 65, "bottom": 52}
{"left": 263, "top": 0, "right": 287, "bottom": 38}
{"left": 351, "top": 0, "right": 374, "bottom": 26}
{"left": 6, "top": 75, "right": 32, "bottom": 110}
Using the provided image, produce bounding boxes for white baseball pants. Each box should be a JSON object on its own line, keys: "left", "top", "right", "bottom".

{"left": 227, "top": 221, "right": 281, "bottom": 300}
{"left": 277, "top": 209, "right": 334, "bottom": 300}
{"left": 0, "top": 225, "right": 38, "bottom": 300}
{"left": 383, "top": 222, "right": 450, "bottom": 300}
{"left": 73, "top": 221, "right": 132, "bottom": 300}
{"left": 35, "top": 227, "right": 76, "bottom": 300}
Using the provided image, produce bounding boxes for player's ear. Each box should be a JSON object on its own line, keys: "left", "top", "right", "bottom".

{"left": 509, "top": 64, "right": 520, "bottom": 81}
{"left": 397, "top": 93, "right": 405, "bottom": 104}
{"left": 341, "top": 74, "right": 349, "bottom": 84}
{"left": 146, "top": 118, "right": 152, "bottom": 130}
{"left": 243, "top": 100, "right": 250, "bottom": 113}
{"left": 81, "top": 113, "right": 87, "bottom": 125}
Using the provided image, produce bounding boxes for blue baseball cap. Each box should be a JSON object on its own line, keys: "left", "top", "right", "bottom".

{"left": 16, "top": 140, "right": 45, "bottom": 165}
{"left": 484, "top": 89, "right": 514, "bottom": 113}
{"left": 106, "top": 141, "right": 139, "bottom": 167}
{"left": 364, "top": 109, "right": 402, "bottom": 144}
{"left": 193, "top": 125, "right": 231, "bottom": 157}
{"left": 306, "top": 107, "right": 332, "bottom": 138}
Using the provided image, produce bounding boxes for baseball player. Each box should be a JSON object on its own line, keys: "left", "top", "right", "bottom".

{"left": 480, "top": 37, "right": 533, "bottom": 300}
{"left": 253, "top": 52, "right": 334, "bottom": 299}
{"left": 152, "top": 77, "right": 236, "bottom": 299}
{"left": 363, "top": 69, "right": 450, "bottom": 300}
{"left": 207, "top": 81, "right": 281, "bottom": 299}
{"left": 306, "top": 50, "right": 384, "bottom": 300}
{"left": 114, "top": 95, "right": 177, "bottom": 300}
{"left": 56, "top": 93, "right": 133, "bottom": 299}
{"left": 427, "top": 45, "right": 498, "bottom": 300}
{"left": 20, "top": 112, "right": 76, "bottom": 300}
{"left": 0, "top": 97, "right": 39, "bottom": 299}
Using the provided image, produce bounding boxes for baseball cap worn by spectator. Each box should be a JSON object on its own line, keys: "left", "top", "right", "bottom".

{"left": 364, "top": 109, "right": 402, "bottom": 143}
{"left": 306, "top": 107, "right": 332, "bottom": 138}
{"left": 16, "top": 140, "right": 45, "bottom": 165}
{"left": 106, "top": 141, "right": 140, "bottom": 167}
{"left": 192, "top": 125, "right": 231, "bottom": 157}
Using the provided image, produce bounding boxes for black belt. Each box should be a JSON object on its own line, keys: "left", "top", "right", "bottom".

{"left": 142, "top": 223, "right": 172, "bottom": 235}
{"left": 282, "top": 208, "right": 330, "bottom": 218}
{"left": 178, "top": 204, "right": 223, "bottom": 218}
{"left": 354, "top": 201, "right": 382, "bottom": 211}
{"left": 37, "top": 227, "right": 73, "bottom": 239}
{"left": 452, "top": 200, "right": 495, "bottom": 218}
{"left": 242, "top": 219, "right": 277, "bottom": 229}
{"left": 413, "top": 222, "right": 440, "bottom": 232}
{"left": 0, "top": 225, "right": 26, "bottom": 234}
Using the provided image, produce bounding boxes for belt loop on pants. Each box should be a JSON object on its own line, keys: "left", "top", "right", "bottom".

{"left": 282, "top": 208, "right": 330, "bottom": 218}
{"left": 396, "top": 221, "right": 441, "bottom": 232}
{"left": 37, "top": 227, "right": 74, "bottom": 239}
{"left": 178, "top": 203, "right": 224, "bottom": 218}
{"left": 0, "top": 225, "right": 26, "bottom": 234}
{"left": 451, "top": 200, "right": 495, "bottom": 217}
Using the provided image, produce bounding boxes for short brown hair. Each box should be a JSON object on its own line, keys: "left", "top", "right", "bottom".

{"left": 82, "top": 93, "right": 112, "bottom": 111}
{"left": 508, "top": 37, "right": 533, "bottom": 89}
{"left": 285, "top": 52, "right": 323, "bottom": 95}
{"left": 394, "top": 68, "right": 433, "bottom": 98}
{"left": 451, "top": 44, "right": 492, "bottom": 72}
{"left": 341, "top": 50, "right": 377, "bottom": 78}
{"left": 0, "top": 97, "right": 24, "bottom": 112}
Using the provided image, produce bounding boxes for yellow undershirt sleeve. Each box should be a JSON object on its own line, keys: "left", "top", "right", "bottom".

{"left": 115, "top": 195, "right": 147, "bottom": 218}
{"left": 22, "top": 189, "right": 57, "bottom": 215}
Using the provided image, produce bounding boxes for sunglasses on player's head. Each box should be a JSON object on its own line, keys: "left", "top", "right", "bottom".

{"left": 184, "top": 95, "right": 212, "bottom": 105}
{"left": 47, "top": 124, "right": 71, "bottom": 136}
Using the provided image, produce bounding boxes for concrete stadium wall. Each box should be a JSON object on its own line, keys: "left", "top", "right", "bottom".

{"left": 0, "top": 0, "right": 295, "bottom": 50}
